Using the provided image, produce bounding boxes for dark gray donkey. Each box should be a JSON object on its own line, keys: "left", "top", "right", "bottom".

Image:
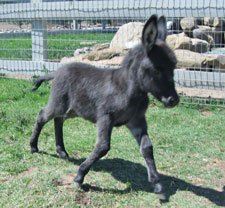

{"left": 30, "top": 15, "right": 179, "bottom": 200}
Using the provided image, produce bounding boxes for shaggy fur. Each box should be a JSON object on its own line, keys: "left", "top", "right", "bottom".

{"left": 30, "top": 15, "right": 179, "bottom": 200}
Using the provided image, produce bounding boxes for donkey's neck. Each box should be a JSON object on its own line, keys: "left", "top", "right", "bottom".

{"left": 113, "top": 60, "right": 145, "bottom": 100}
{"left": 120, "top": 45, "right": 146, "bottom": 96}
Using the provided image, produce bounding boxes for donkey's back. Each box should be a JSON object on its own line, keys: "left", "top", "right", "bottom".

{"left": 46, "top": 60, "right": 145, "bottom": 124}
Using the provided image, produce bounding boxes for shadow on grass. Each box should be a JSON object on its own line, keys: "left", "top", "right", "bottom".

{"left": 40, "top": 152, "right": 225, "bottom": 206}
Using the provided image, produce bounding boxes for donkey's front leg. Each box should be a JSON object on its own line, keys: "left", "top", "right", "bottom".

{"left": 127, "top": 116, "right": 165, "bottom": 200}
{"left": 74, "top": 115, "right": 113, "bottom": 188}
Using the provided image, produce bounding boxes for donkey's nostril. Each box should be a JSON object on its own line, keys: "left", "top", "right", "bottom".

{"left": 161, "top": 96, "right": 178, "bottom": 107}
{"left": 168, "top": 95, "right": 179, "bottom": 107}
{"left": 168, "top": 96, "right": 174, "bottom": 104}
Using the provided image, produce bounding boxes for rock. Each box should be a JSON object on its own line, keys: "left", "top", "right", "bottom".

{"left": 92, "top": 56, "right": 124, "bottom": 66}
{"left": 193, "top": 28, "right": 215, "bottom": 48}
{"left": 175, "top": 49, "right": 225, "bottom": 72}
{"left": 74, "top": 47, "right": 92, "bottom": 56}
{"left": 197, "top": 25, "right": 224, "bottom": 47}
{"left": 211, "top": 28, "right": 225, "bottom": 47}
{"left": 197, "top": 25, "right": 212, "bottom": 32}
{"left": 191, "top": 38, "right": 209, "bottom": 53}
{"left": 205, "top": 54, "right": 225, "bottom": 71}
{"left": 125, "top": 40, "right": 140, "bottom": 49}
{"left": 203, "top": 17, "right": 223, "bottom": 27}
{"left": 166, "top": 33, "right": 209, "bottom": 52}
{"left": 110, "top": 22, "right": 144, "bottom": 50}
{"left": 92, "top": 43, "right": 110, "bottom": 51}
{"left": 180, "top": 17, "right": 196, "bottom": 31}
{"left": 166, "top": 33, "right": 192, "bottom": 50}
{"left": 63, "top": 47, "right": 225, "bottom": 72}
{"left": 61, "top": 54, "right": 84, "bottom": 63}
{"left": 83, "top": 48, "right": 122, "bottom": 61}
{"left": 61, "top": 54, "right": 124, "bottom": 66}
{"left": 175, "top": 49, "right": 205, "bottom": 69}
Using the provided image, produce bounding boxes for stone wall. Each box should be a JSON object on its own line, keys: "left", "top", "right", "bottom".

{"left": 61, "top": 17, "right": 225, "bottom": 72}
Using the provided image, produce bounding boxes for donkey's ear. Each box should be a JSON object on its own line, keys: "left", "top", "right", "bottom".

{"left": 157, "top": 16, "right": 167, "bottom": 41}
{"left": 142, "top": 15, "right": 158, "bottom": 50}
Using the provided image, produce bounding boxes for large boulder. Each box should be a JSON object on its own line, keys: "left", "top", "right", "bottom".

{"left": 166, "top": 33, "right": 209, "bottom": 53}
{"left": 175, "top": 49, "right": 225, "bottom": 72}
{"left": 197, "top": 25, "right": 224, "bottom": 47}
{"left": 61, "top": 55, "right": 124, "bottom": 66}
{"left": 203, "top": 17, "right": 224, "bottom": 27}
{"left": 175, "top": 49, "right": 205, "bottom": 69}
{"left": 109, "top": 22, "right": 144, "bottom": 50}
{"left": 193, "top": 28, "right": 215, "bottom": 48}
{"left": 82, "top": 48, "right": 124, "bottom": 61}
{"left": 205, "top": 53, "right": 225, "bottom": 71}
{"left": 61, "top": 44, "right": 125, "bottom": 66}
{"left": 92, "top": 43, "right": 110, "bottom": 51}
{"left": 166, "top": 33, "right": 192, "bottom": 50}
{"left": 180, "top": 17, "right": 197, "bottom": 31}
{"left": 191, "top": 38, "right": 210, "bottom": 53}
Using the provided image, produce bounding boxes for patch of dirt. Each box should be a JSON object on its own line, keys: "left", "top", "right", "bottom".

{"left": 188, "top": 158, "right": 225, "bottom": 191}
{"left": 75, "top": 190, "right": 91, "bottom": 207}
{"left": 20, "top": 167, "right": 38, "bottom": 177}
{"left": 59, "top": 174, "right": 74, "bottom": 189}
{"left": 1, "top": 178, "right": 10, "bottom": 184}
{"left": 177, "top": 87, "right": 225, "bottom": 99}
{"left": 7, "top": 74, "right": 33, "bottom": 80}
{"left": 2, "top": 167, "right": 38, "bottom": 184}
{"left": 57, "top": 174, "right": 91, "bottom": 206}
{"left": 208, "top": 159, "right": 225, "bottom": 173}
{"left": 204, "top": 159, "right": 225, "bottom": 192}
{"left": 201, "top": 111, "right": 215, "bottom": 117}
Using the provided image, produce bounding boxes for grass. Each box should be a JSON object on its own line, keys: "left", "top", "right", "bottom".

{"left": 0, "top": 33, "right": 115, "bottom": 61}
{"left": 0, "top": 78, "right": 225, "bottom": 207}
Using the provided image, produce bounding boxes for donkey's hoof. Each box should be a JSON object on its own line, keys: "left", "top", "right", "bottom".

{"left": 74, "top": 181, "right": 82, "bottom": 189}
{"left": 31, "top": 147, "right": 39, "bottom": 154}
{"left": 56, "top": 148, "right": 69, "bottom": 160}
{"left": 154, "top": 183, "right": 166, "bottom": 200}
{"left": 58, "top": 151, "right": 69, "bottom": 160}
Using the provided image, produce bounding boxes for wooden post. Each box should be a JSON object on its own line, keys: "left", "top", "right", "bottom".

{"left": 31, "top": 0, "right": 48, "bottom": 61}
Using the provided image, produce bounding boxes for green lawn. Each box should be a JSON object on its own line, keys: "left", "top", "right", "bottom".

{"left": 0, "top": 78, "right": 224, "bottom": 207}
{"left": 0, "top": 33, "right": 114, "bottom": 61}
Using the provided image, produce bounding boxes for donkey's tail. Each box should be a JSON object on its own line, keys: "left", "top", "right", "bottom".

{"left": 32, "top": 73, "right": 55, "bottom": 91}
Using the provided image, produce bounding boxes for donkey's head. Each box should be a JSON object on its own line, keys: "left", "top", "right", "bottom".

{"left": 138, "top": 15, "right": 179, "bottom": 108}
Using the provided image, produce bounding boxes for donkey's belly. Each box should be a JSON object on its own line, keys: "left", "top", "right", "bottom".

{"left": 113, "top": 107, "right": 137, "bottom": 127}
{"left": 65, "top": 102, "right": 97, "bottom": 123}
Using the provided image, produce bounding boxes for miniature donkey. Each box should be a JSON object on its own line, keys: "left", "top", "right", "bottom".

{"left": 30, "top": 15, "right": 179, "bottom": 199}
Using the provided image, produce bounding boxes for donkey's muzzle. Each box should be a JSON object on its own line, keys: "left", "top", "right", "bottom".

{"left": 161, "top": 95, "right": 179, "bottom": 108}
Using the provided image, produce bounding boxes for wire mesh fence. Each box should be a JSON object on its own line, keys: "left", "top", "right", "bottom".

{"left": 0, "top": 0, "right": 225, "bottom": 107}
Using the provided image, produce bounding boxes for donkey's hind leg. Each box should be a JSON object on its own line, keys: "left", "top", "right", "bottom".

{"left": 30, "top": 106, "right": 54, "bottom": 154}
{"left": 54, "top": 117, "right": 68, "bottom": 159}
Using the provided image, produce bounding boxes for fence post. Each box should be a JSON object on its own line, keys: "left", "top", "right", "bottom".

{"left": 73, "top": 20, "right": 78, "bottom": 29}
{"left": 31, "top": 0, "right": 48, "bottom": 61}
{"left": 102, "top": 20, "right": 107, "bottom": 30}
